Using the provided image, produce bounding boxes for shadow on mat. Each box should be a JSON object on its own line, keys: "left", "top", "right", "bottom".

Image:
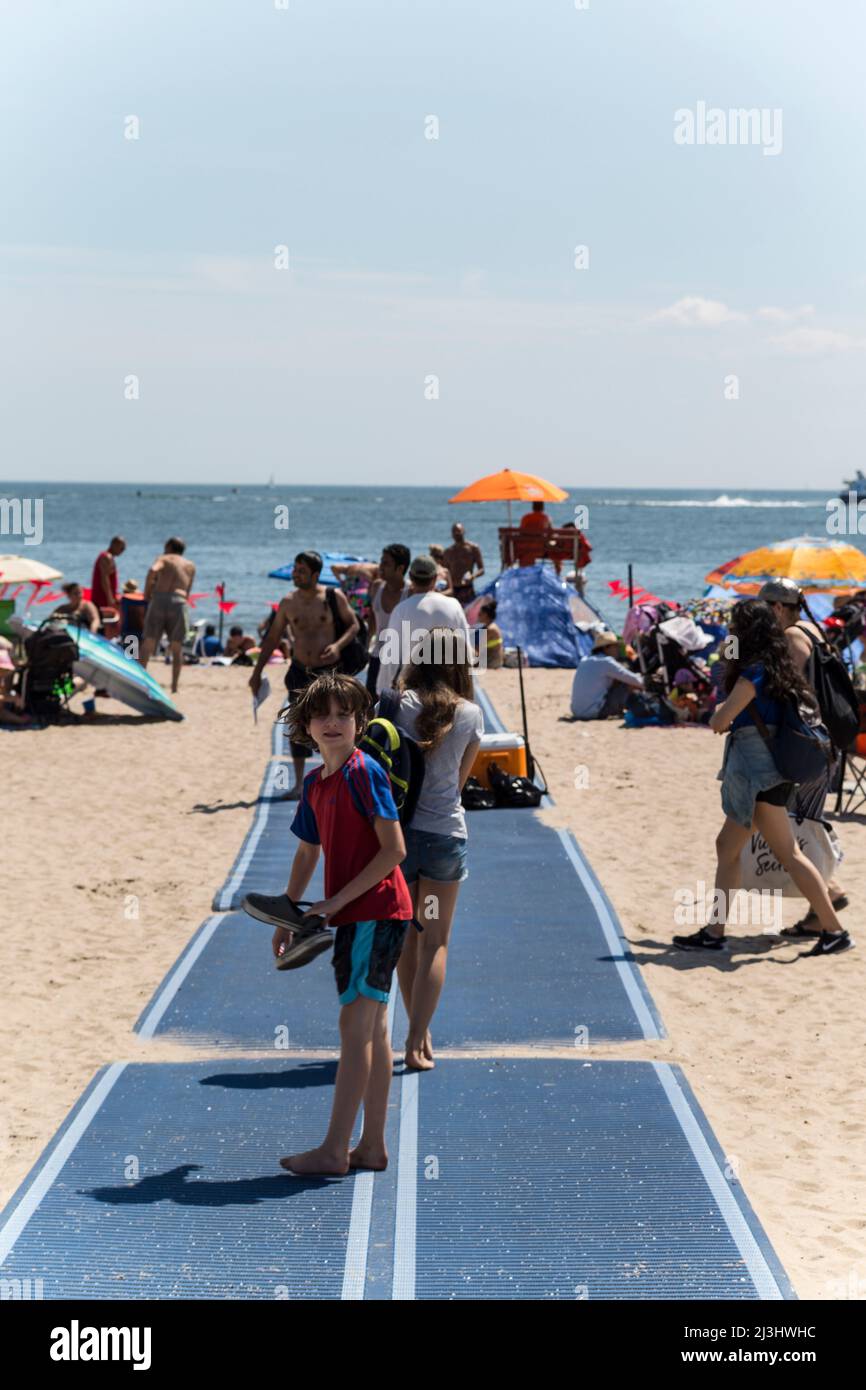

{"left": 199, "top": 1063, "right": 338, "bottom": 1091}
{"left": 83, "top": 1163, "right": 341, "bottom": 1207}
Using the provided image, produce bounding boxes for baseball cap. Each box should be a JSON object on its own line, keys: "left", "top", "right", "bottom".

{"left": 757, "top": 578, "right": 802, "bottom": 607}
{"left": 409, "top": 554, "right": 438, "bottom": 580}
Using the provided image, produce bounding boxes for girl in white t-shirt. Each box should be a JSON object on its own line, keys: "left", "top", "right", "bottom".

{"left": 390, "top": 628, "right": 483, "bottom": 1070}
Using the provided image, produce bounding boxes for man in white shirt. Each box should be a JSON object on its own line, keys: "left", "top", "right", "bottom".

{"left": 376, "top": 554, "right": 472, "bottom": 694}
{"left": 570, "top": 630, "right": 643, "bottom": 719}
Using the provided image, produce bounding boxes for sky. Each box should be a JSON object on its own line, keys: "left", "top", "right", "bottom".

{"left": 2, "top": 0, "right": 865, "bottom": 489}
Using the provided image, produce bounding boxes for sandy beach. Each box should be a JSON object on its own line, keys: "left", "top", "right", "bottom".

{"left": 1, "top": 663, "right": 863, "bottom": 1299}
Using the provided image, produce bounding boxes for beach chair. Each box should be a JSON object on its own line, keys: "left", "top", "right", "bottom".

{"left": 835, "top": 733, "right": 866, "bottom": 816}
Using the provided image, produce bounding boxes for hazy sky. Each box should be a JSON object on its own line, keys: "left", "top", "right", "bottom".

{"left": 2, "top": 0, "right": 865, "bottom": 488}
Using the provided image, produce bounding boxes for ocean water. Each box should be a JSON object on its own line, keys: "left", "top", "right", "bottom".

{"left": 2, "top": 483, "right": 855, "bottom": 632}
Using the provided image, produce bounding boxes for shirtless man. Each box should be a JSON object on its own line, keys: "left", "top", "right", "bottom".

{"left": 139, "top": 537, "right": 196, "bottom": 693}
{"left": 442, "top": 522, "right": 484, "bottom": 606}
{"left": 365, "top": 544, "right": 410, "bottom": 694}
{"left": 249, "top": 551, "right": 359, "bottom": 797}
{"left": 758, "top": 577, "right": 849, "bottom": 935}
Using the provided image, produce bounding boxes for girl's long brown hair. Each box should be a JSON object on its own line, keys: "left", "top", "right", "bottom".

{"left": 724, "top": 599, "right": 816, "bottom": 707}
{"left": 397, "top": 627, "right": 474, "bottom": 752}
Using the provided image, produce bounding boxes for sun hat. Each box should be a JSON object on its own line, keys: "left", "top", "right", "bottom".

{"left": 409, "top": 554, "right": 438, "bottom": 581}
{"left": 757, "top": 578, "right": 802, "bottom": 607}
{"left": 592, "top": 629, "right": 619, "bottom": 652}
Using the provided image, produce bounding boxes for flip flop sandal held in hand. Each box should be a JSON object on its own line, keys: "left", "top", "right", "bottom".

{"left": 242, "top": 893, "right": 327, "bottom": 932}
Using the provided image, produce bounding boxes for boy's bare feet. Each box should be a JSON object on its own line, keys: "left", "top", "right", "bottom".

{"left": 279, "top": 1147, "right": 348, "bottom": 1176}
{"left": 280, "top": 786, "right": 302, "bottom": 801}
{"left": 348, "top": 1145, "right": 388, "bottom": 1172}
{"left": 423, "top": 1030, "right": 433, "bottom": 1062}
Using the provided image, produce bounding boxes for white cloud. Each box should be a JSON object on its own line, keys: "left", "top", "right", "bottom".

{"left": 652, "top": 296, "right": 746, "bottom": 327}
{"left": 755, "top": 304, "right": 815, "bottom": 323}
{"left": 768, "top": 327, "right": 866, "bottom": 355}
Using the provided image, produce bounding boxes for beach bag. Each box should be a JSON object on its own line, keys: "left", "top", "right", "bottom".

{"left": 486, "top": 760, "right": 543, "bottom": 808}
{"left": 361, "top": 689, "right": 425, "bottom": 825}
{"left": 739, "top": 816, "right": 843, "bottom": 897}
{"left": 325, "top": 587, "right": 369, "bottom": 676}
{"left": 796, "top": 624, "right": 859, "bottom": 751}
{"left": 750, "top": 695, "right": 833, "bottom": 784}
{"left": 461, "top": 776, "right": 497, "bottom": 811}
{"left": 623, "top": 690, "right": 678, "bottom": 727}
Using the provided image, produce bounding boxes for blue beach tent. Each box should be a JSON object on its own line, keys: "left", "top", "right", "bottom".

{"left": 471, "top": 563, "right": 605, "bottom": 667}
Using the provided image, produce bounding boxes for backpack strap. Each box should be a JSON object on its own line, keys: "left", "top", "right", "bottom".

{"left": 324, "top": 586, "right": 344, "bottom": 636}
{"left": 748, "top": 700, "right": 775, "bottom": 750}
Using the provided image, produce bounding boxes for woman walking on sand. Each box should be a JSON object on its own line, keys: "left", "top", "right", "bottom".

{"left": 674, "top": 598, "right": 854, "bottom": 958}
{"left": 387, "top": 628, "right": 483, "bottom": 1068}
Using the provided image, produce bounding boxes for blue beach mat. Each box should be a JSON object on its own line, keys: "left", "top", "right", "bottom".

{"left": 0, "top": 1060, "right": 793, "bottom": 1300}
{"left": 155, "top": 799, "right": 659, "bottom": 1048}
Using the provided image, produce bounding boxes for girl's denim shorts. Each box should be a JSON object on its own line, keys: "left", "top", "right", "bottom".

{"left": 401, "top": 826, "right": 468, "bottom": 884}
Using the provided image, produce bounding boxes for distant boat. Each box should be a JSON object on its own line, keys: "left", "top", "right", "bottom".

{"left": 840, "top": 469, "right": 866, "bottom": 501}
{"left": 267, "top": 473, "right": 275, "bottom": 488}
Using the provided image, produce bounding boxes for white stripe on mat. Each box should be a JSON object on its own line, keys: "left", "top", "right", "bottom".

{"left": 0, "top": 1063, "right": 127, "bottom": 1265}
{"left": 136, "top": 915, "right": 228, "bottom": 1039}
{"left": 215, "top": 764, "right": 283, "bottom": 909}
{"left": 391, "top": 1071, "right": 419, "bottom": 1300}
{"left": 340, "top": 983, "right": 401, "bottom": 1299}
{"left": 473, "top": 682, "right": 506, "bottom": 734}
{"left": 556, "top": 828, "right": 660, "bottom": 1041}
{"left": 652, "top": 1063, "right": 784, "bottom": 1299}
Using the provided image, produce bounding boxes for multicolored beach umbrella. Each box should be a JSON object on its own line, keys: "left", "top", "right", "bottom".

{"left": 705, "top": 535, "right": 866, "bottom": 595}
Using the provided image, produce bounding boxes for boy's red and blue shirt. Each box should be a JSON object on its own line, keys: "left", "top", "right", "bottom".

{"left": 291, "top": 747, "right": 412, "bottom": 928}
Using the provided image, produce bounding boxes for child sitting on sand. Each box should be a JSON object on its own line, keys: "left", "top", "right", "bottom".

{"left": 244, "top": 672, "right": 413, "bottom": 1175}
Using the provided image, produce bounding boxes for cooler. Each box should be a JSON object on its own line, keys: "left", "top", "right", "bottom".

{"left": 470, "top": 731, "right": 527, "bottom": 788}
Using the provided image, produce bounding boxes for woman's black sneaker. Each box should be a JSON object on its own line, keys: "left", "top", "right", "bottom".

{"left": 805, "top": 929, "right": 855, "bottom": 957}
{"left": 673, "top": 927, "right": 728, "bottom": 951}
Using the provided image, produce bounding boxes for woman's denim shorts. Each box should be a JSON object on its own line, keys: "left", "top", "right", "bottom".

{"left": 401, "top": 826, "right": 468, "bottom": 884}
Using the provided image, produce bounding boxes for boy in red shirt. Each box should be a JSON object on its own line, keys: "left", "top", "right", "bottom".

{"left": 243, "top": 673, "right": 412, "bottom": 1176}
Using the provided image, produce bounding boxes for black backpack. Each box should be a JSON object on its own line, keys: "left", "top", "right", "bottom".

{"left": 23, "top": 619, "right": 79, "bottom": 719}
{"left": 796, "top": 622, "right": 859, "bottom": 751}
{"left": 24, "top": 620, "right": 79, "bottom": 682}
{"left": 360, "top": 689, "right": 425, "bottom": 825}
{"left": 486, "top": 759, "right": 543, "bottom": 808}
{"left": 461, "top": 776, "right": 497, "bottom": 811}
{"left": 325, "top": 587, "right": 369, "bottom": 675}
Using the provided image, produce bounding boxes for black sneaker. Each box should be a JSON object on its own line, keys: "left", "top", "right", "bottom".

{"left": 275, "top": 930, "right": 333, "bottom": 972}
{"left": 805, "top": 929, "right": 855, "bottom": 957}
{"left": 673, "top": 927, "right": 728, "bottom": 951}
{"left": 241, "top": 892, "right": 326, "bottom": 932}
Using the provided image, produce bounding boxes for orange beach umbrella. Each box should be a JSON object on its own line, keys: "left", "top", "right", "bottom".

{"left": 449, "top": 468, "right": 568, "bottom": 527}
{"left": 449, "top": 469, "right": 568, "bottom": 505}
